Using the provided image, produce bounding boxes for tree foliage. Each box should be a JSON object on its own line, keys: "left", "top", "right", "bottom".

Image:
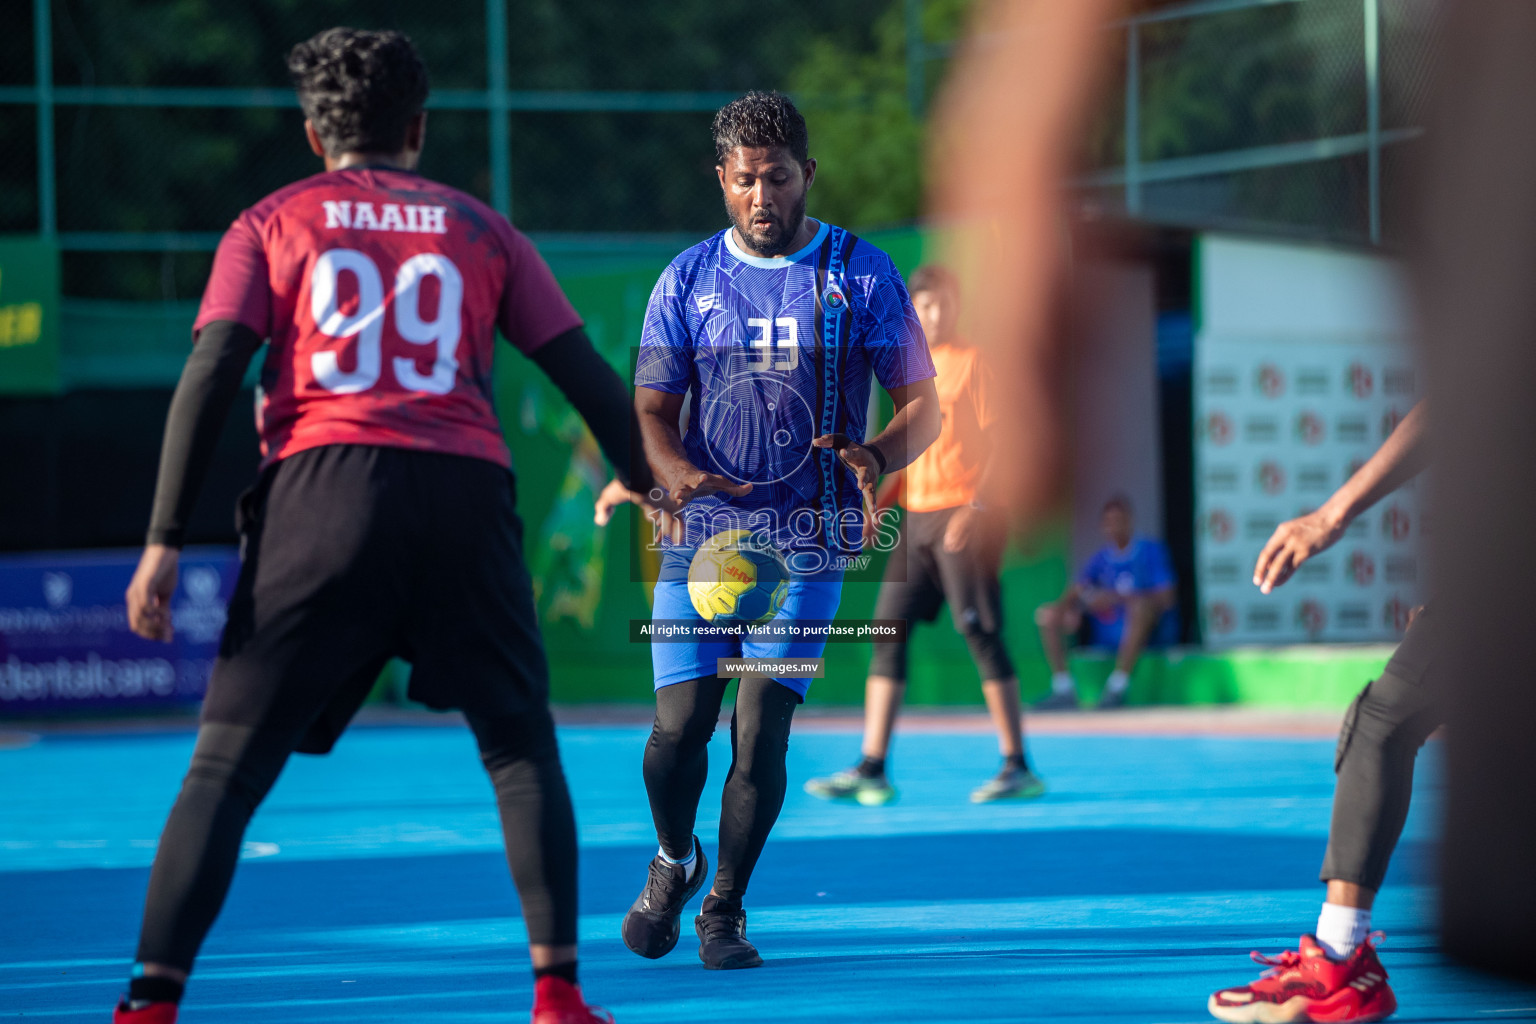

{"left": 789, "top": 0, "right": 973, "bottom": 231}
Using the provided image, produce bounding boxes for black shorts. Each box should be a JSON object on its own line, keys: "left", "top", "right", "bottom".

{"left": 868, "top": 506, "right": 1013, "bottom": 680}
{"left": 201, "top": 444, "right": 548, "bottom": 753}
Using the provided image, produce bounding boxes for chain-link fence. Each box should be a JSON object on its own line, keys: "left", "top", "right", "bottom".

{"left": 0, "top": 0, "right": 1442, "bottom": 341}
{"left": 0, "top": 0, "right": 895, "bottom": 306}
{"left": 1080, "top": 0, "right": 1442, "bottom": 246}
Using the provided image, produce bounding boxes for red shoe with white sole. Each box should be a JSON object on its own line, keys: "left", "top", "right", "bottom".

{"left": 1208, "top": 933, "right": 1396, "bottom": 1023}
{"left": 532, "top": 975, "right": 614, "bottom": 1024}
{"left": 113, "top": 1002, "right": 178, "bottom": 1024}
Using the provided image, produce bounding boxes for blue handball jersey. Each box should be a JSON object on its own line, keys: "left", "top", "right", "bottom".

{"left": 636, "top": 221, "right": 934, "bottom": 571}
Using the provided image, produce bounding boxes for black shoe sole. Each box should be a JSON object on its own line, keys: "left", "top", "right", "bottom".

{"left": 699, "top": 948, "right": 764, "bottom": 970}
{"left": 621, "top": 839, "right": 708, "bottom": 959}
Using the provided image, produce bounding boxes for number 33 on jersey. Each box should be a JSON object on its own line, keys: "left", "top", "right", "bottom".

{"left": 193, "top": 166, "right": 584, "bottom": 470}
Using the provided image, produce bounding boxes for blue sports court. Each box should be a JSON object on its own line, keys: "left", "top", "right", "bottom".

{"left": 3, "top": 716, "right": 1528, "bottom": 1022}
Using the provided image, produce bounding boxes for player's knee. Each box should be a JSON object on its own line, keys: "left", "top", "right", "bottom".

{"left": 473, "top": 708, "right": 562, "bottom": 778}
{"left": 961, "top": 630, "right": 1015, "bottom": 681}
{"left": 733, "top": 725, "right": 790, "bottom": 779}
{"left": 183, "top": 749, "right": 280, "bottom": 814}
{"left": 181, "top": 723, "right": 289, "bottom": 813}
{"left": 649, "top": 707, "right": 717, "bottom": 754}
{"left": 867, "top": 642, "right": 908, "bottom": 681}
{"left": 1334, "top": 675, "right": 1434, "bottom": 773}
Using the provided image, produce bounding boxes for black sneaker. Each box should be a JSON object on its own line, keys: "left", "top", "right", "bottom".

{"left": 621, "top": 835, "right": 708, "bottom": 959}
{"left": 695, "top": 894, "right": 763, "bottom": 970}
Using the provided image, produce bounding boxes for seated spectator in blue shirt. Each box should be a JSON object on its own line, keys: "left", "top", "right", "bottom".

{"left": 1033, "top": 495, "right": 1178, "bottom": 709}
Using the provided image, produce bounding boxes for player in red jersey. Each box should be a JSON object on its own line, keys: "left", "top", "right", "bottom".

{"left": 115, "top": 28, "right": 636, "bottom": 1024}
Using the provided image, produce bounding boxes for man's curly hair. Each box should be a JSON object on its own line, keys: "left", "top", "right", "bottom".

{"left": 711, "top": 91, "right": 809, "bottom": 165}
{"left": 288, "top": 28, "right": 429, "bottom": 156}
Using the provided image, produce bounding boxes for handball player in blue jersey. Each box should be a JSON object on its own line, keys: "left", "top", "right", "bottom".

{"left": 597, "top": 91, "right": 939, "bottom": 970}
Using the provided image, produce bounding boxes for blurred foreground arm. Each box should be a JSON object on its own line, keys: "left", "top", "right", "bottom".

{"left": 928, "top": 0, "right": 1121, "bottom": 526}
{"left": 1253, "top": 401, "right": 1428, "bottom": 593}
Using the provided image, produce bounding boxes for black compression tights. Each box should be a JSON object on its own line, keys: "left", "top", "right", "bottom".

{"left": 643, "top": 675, "right": 800, "bottom": 904}
{"left": 135, "top": 710, "right": 579, "bottom": 971}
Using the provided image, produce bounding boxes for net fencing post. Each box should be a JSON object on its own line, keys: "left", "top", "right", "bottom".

{"left": 905, "top": 0, "right": 924, "bottom": 118}
{"left": 34, "top": 0, "right": 56, "bottom": 238}
{"left": 1365, "top": 0, "right": 1381, "bottom": 244}
{"left": 487, "top": 0, "right": 512, "bottom": 219}
{"left": 1125, "top": 20, "right": 1141, "bottom": 217}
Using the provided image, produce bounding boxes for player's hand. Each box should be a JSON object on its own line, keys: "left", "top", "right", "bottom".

{"left": 594, "top": 478, "right": 688, "bottom": 545}
{"left": 126, "top": 544, "right": 180, "bottom": 642}
{"left": 1253, "top": 508, "right": 1346, "bottom": 594}
{"left": 813, "top": 433, "right": 881, "bottom": 548}
{"left": 669, "top": 469, "right": 752, "bottom": 507}
{"left": 636, "top": 468, "right": 751, "bottom": 546}
{"left": 943, "top": 506, "right": 978, "bottom": 553}
{"left": 594, "top": 478, "right": 642, "bottom": 526}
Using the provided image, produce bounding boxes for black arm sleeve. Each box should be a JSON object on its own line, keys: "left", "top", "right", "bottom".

{"left": 146, "top": 321, "right": 264, "bottom": 547}
{"left": 529, "top": 326, "right": 655, "bottom": 495}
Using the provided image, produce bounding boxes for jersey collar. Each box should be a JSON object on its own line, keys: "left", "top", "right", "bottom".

{"left": 723, "top": 219, "right": 829, "bottom": 269}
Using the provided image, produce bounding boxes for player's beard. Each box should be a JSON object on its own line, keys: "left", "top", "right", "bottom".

{"left": 731, "top": 192, "right": 807, "bottom": 257}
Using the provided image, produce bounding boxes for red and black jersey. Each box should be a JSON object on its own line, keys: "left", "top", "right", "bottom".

{"left": 194, "top": 166, "right": 581, "bottom": 469}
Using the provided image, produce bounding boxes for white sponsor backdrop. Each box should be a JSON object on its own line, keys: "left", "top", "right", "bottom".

{"left": 1194, "top": 235, "right": 1422, "bottom": 646}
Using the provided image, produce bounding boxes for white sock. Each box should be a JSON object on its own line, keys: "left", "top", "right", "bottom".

{"left": 1315, "top": 902, "right": 1371, "bottom": 960}
{"left": 1051, "top": 671, "right": 1074, "bottom": 694}
{"left": 659, "top": 844, "right": 697, "bottom": 882}
{"left": 1105, "top": 669, "right": 1130, "bottom": 695}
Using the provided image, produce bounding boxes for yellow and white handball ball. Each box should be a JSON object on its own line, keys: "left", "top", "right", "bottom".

{"left": 686, "top": 529, "right": 791, "bottom": 624}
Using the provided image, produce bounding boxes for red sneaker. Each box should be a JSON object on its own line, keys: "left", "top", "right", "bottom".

{"left": 531, "top": 976, "right": 614, "bottom": 1024}
{"left": 112, "top": 1002, "right": 178, "bottom": 1024}
{"left": 1208, "top": 933, "right": 1396, "bottom": 1023}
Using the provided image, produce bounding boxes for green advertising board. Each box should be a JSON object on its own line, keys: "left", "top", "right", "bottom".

{"left": 0, "top": 237, "right": 62, "bottom": 394}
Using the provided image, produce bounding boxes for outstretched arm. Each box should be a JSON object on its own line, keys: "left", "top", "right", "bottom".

{"left": 1254, "top": 401, "right": 1428, "bottom": 593}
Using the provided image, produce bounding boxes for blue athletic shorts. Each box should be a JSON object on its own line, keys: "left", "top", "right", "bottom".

{"left": 650, "top": 549, "right": 844, "bottom": 696}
